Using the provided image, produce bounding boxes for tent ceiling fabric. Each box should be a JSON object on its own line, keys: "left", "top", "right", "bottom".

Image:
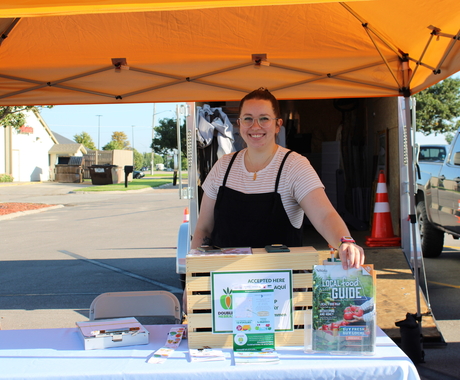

{"left": 0, "top": 0, "right": 459, "bottom": 105}
{"left": 0, "top": 1, "right": 362, "bottom": 17}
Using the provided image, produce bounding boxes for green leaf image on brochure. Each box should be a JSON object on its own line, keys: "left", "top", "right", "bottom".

{"left": 312, "top": 264, "right": 376, "bottom": 354}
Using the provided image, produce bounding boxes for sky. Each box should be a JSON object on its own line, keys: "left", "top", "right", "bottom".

{"left": 415, "top": 131, "right": 449, "bottom": 145}
{"left": 39, "top": 101, "right": 451, "bottom": 155}
{"left": 39, "top": 103, "right": 184, "bottom": 154}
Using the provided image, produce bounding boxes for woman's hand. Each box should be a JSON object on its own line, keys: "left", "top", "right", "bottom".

{"left": 338, "top": 242, "right": 365, "bottom": 270}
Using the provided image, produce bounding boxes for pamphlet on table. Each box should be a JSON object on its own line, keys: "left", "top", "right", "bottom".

{"left": 189, "top": 348, "right": 227, "bottom": 362}
{"left": 188, "top": 246, "right": 253, "bottom": 256}
{"left": 312, "top": 264, "right": 376, "bottom": 354}
{"left": 232, "top": 287, "right": 275, "bottom": 352}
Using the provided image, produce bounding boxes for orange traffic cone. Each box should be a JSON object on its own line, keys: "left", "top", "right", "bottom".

{"left": 365, "top": 171, "right": 401, "bottom": 247}
{"left": 182, "top": 207, "right": 189, "bottom": 223}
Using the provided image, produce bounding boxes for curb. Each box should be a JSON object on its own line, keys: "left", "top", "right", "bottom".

{"left": 0, "top": 181, "right": 43, "bottom": 187}
{"left": 0, "top": 204, "right": 64, "bottom": 221}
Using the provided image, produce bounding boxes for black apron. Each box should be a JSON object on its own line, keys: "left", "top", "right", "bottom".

{"left": 211, "top": 150, "right": 303, "bottom": 248}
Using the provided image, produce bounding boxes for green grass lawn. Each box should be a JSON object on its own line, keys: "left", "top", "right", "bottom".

{"left": 76, "top": 172, "right": 188, "bottom": 192}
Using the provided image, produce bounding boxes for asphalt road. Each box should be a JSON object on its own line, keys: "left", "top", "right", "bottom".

{"left": 0, "top": 182, "right": 188, "bottom": 330}
{"left": 417, "top": 235, "right": 460, "bottom": 380}
{"left": 1, "top": 181, "right": 459, "bottom": 379}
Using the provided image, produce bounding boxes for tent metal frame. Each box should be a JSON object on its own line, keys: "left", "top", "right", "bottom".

{"left": 0, "top": 8, "right": 458, "bottom": 103}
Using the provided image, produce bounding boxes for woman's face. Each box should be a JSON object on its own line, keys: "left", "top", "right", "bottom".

{"left": 238, "top": 99, "right": 281, "bottom": 150}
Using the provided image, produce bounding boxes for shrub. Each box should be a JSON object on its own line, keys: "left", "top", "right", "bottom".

{"left": 0, "top": 174, "right": 14, "bottom": 182}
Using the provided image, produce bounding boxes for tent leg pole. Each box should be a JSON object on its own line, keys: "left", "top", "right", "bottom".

{"left": 403, "top": 95, "right": 421, "bottom": 318}
{"left": 394, "top": 96, "right": 425, "bottom": 365}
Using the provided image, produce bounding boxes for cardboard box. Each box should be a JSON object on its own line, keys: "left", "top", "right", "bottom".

{"left": 76, "top": 317, "right": 149, "bottom": 350}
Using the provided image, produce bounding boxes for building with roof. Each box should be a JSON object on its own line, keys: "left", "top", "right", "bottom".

{"left": 0, "top": 109, "right": 86, "bottom": 182}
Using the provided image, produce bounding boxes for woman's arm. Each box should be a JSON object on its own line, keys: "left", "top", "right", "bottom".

{"left": 299, "top": 187, "right": 365, "bottom": 269}
{"left": 190, "top": 193, "right": 216, "bottom": 249}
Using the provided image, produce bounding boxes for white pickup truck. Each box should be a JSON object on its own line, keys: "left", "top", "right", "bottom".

{"left": 416, "top": 137, "right": 457, "bottom": 257}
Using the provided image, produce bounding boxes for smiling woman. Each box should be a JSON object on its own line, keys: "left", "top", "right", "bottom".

{"left": 190, "top": 87, "right": 365, "bottom": 270}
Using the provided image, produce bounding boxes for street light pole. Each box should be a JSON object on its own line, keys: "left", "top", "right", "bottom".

{"left": 96, "top": 114, "right": 102, "bottom": 165}
{"left": 151, "top": 104, "right": 156, "bottom": 175}
{"left": 132, "top": 125, "right": 135, "bottom": 150}
{"left": 151, "top": 105, "right": 173, "bottom": 175}
{"left": 96, "top": 115, "right": 102, "bottom": 150}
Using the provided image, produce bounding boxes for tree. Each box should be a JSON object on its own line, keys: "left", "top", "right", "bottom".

{"left": 133, "top": 149, "right": 144, "bottom": 170}
{"left": 112, "top": 131, "right": 130, "bottom": 149}
{"left": 444, "top": 132, "right": 454, "bottom": 145}
{"left": 142, "top": 152, "right": 163, "bottom": 169}
{"left": 415, "top": 77, "right": 460, "bottom": 135}
{"left": 151, "top": 118, "right": 187, "bottom": 158}
{"left": 102, "top": 131, "right": 130, "bottom": 150}
{"left": 0, "top": 106, "right": 52, "bottom": 129}
{"left": 73, "top": 131, "right": 96, "bottom": 150}
{"left": 102, "top": 140, "right": 124, "bottom": 150}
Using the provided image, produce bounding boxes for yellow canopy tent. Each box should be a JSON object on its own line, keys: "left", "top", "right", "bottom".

{"left": 0, "top": 0, "right": 459, "bottom": 105}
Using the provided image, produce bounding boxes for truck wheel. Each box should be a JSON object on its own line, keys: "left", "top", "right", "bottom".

{"left": 416, "top": 202, "right": 444, "bottom": 258}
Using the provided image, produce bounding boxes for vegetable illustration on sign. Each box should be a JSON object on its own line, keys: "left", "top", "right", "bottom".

{"left": 220, "top": 287, "right": 232, "bottom": 310}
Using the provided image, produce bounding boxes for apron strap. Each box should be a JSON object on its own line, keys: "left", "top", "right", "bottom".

{"left": 274, "top": 150, "right": 294, "bottom": 192}
{"left": 222, "top": 150, "right": 240, "bottom": 187}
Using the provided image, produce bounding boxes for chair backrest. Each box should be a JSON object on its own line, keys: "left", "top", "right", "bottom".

{"left": 89, "top": 291, "right": 181, "bottom": 324}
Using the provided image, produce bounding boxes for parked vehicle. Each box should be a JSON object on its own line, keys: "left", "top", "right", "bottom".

{"left": 416, "top": 133, "right": 459, "bottom": 257}
{"left": 418, "top": 144, "right": 448, "bottom": 162}
{"left": 133, "top": 170, "right": 145, "bottom": 179}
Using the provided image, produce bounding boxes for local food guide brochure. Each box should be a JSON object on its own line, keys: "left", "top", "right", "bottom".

{"left": 312, "top": 264, "right": 376, "bottom": 354}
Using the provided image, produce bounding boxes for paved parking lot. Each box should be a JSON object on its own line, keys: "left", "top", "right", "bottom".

{"left": 0, "top": 182, "right": 188, "bottom": 330}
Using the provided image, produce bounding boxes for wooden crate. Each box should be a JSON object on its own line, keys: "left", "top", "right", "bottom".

{"left": 186, "top": 246, "right": 318, "bottom": 348}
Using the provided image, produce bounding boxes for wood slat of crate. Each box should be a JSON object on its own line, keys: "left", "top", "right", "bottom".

{"left": 186, "top": 246, "right": 318, "bottom": 348}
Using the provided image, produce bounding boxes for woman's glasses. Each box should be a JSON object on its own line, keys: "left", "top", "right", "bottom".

{"left": 238, "top": 116, "right": 278, "bottom": 128}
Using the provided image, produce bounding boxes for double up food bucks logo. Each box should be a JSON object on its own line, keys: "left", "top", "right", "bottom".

{"left": 217, "top": 287, "right": 234, "bottom": 320}
{"left": 220, "top": 287, "right": 232, "bottom": 310}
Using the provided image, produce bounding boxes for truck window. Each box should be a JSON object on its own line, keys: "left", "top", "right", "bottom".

{"left": 419, "top": 146, "right": 446, "bottom": 162}
{"left": 450, "top": 139, "right": 460, "bottom": 165}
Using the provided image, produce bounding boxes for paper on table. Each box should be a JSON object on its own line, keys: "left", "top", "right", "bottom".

{"left": 188, "top": 247, "right": 253, "bottom": 256}
{"left": 234, "top": 350, "right": 279, "bottom": 365}
{"left": 189, "top": 349, "right": 226, "bottom": 362}
{"left": 147, "top": 326, "right": 186, "bottom": 364}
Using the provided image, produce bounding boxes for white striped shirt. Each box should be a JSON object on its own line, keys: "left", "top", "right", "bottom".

{"left": 202, "top": 146, "right": 324, "bottom": 228}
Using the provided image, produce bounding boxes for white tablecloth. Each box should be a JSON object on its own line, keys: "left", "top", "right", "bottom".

{"left": 0, "top": 325, "right": 420, "bottom": 380}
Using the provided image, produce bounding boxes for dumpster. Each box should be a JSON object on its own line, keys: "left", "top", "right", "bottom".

{"left": 88, "top": 165, "right": 122, "bottom": 185}
{"left": 55, "top": 164, "right": 84, "bottom": 183}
